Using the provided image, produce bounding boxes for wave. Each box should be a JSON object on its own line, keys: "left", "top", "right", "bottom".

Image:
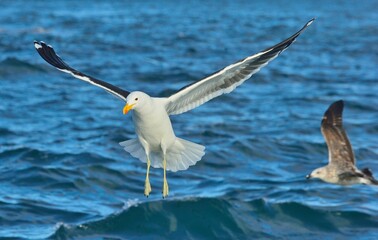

{"left": 0, "top": 127, "right": 15, "bottom": 136}
{"left": 0, "top": 147, "right": 117, "bottom": 165}
{"left": 0, "top": 147, "right": 119, "bottom": 190}
{"left": 0, "top": 57, "right": 44, "bottom": 76}
{"left": 49, "top": 197, "right": 378, "bottom": 239}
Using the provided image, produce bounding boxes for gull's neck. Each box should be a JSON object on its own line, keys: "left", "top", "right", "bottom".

{"left": 133, "top": 96, "right": 155, "bottom": 116}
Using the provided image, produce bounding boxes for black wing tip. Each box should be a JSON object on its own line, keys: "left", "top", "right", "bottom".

{"left": 292, "top": 18, "right": 315, "bottom": 40}
{"left": 322, "top": 100, "right": 344, "bottom": 126}
{"left": 329, "top": 100, "right": 344, "bottom": 113}
{"left": 260, "top": 18, "right": 314, "bottom": 56}
{"left": 325, "top": 99, "right": 344, "bottom": 114}
{"left": 34, "top": 41, "right": 131, "bottom": 99}
{"left": 306, "top": 18, "right": 316, "bottom": 27}
{"left": 34, "top": 40, "right": 49, "bottom": 49}
{"left": 34, "top": 40, "right": 41, "bottom": 49}
{"left": 34, "top": 40, "right": 69, "bottom": 70}
{"left": 333, "top": 99, "right": 344, "bottom": 107}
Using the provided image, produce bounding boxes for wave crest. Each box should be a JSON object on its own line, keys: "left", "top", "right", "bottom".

{"left": 49, "top": 197, "right": 378, "bottom": 239}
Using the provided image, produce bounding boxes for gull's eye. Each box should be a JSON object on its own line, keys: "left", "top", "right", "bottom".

{"left": 135, "top": 98, "right": 138, "bottom": 101}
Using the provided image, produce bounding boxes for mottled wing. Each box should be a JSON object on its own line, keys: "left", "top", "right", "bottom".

{"left": 34, "top": 41, "right": 130, "bottom": 101}
{"left": 321, "top": 100, "right": 355, "bottom": 167}
{"left": 165, "top": 19, "right": 314, "bottom": 115}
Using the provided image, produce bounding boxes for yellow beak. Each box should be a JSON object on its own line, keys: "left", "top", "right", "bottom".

{"left": 123, "top": 103, "right": 135, "bottom": 114}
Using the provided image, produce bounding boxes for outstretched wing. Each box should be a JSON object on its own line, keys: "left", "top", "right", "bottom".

{"left": 165, "top": 19, "right": 314, "bottom": 115}
{"left": 34, "top": 41, "right": 130, "bottom": 101}
{"left": 321, "top": 100, "right": 355, "bottom": 167}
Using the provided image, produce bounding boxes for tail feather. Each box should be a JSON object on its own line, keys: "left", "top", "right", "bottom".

{"left": 176, "top": 154, "right": 186, "bottom": 170}
{"left": 186, "top": 150, "right": 200, "bottom": 164}
{"left": 120, "top": 138, "right": 205, "bottom": 172}
{"left": 166, "top": 138, "right": 205, "bottom": 172}
{"left": 149, "top": 151, "right": 163, "bottom": 169}
{"left": 183, "top": 151, "right": 196, "bottom": 166}
{"left": 119, "top": 139, "right": 147, "bottom": 163}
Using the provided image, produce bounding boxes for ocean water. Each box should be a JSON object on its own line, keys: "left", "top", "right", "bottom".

{"left": 1, "top": 0, "right": 378, "bottom": 239}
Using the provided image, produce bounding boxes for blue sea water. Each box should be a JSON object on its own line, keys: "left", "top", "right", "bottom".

{"left": 0, "top": 0, "right": 378, "bottom": 239}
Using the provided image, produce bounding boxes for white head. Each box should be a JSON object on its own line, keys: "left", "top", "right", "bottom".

{"left": 306, "top": 166, "right": 328, "bottom": 181}
{"left": 123, "top": 91, "right": 150, "bottom": 114}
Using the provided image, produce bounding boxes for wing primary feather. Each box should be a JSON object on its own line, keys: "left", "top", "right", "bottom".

{"left": 321, "top": 100, "right": 344, "bottom": 128}
{"left": 321, "top": 100, "right": 355, "bottom": 166}
{"left": 165, "top": 18, "right": 314, "bottom": 115}
{"left": 34, "top": 41, "right": 130, "bottom": 101}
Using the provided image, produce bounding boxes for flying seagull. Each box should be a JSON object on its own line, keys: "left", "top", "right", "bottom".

{"left": 35, "top": 19, "right": 314, "bottom": 198}
{"left": 306, "top": 100, "right": 378, "bottom": 185}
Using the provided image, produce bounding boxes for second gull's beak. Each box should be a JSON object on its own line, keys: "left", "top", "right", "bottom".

{"left": 123, "top": 103, "right": 135, "bottom": 114}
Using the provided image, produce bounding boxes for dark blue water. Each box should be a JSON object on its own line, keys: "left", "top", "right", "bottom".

{"left": 1, "top": 1, "right": 377, "bottom": 239}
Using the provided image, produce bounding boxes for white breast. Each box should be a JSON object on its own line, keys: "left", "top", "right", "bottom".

{"left": 132, "top": 98, "right": 176, "bottom": 152}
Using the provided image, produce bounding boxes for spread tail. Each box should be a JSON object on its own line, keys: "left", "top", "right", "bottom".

{"left": 119, "top": 138, "right": 205, "bottom": 172}
{"left": 165, "top": 138, "right": 205, "bottom": 172}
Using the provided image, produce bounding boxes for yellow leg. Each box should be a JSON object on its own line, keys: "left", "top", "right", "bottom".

{"left": 144, "top": 156, "right": 152, "bottom": 197}
{"left": 162, "top": 154, "right": 169, "bottom": 198}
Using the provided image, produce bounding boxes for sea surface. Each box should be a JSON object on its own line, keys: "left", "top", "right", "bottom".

{"left": 0, "top": 1, "right": 377, "bottom": 239}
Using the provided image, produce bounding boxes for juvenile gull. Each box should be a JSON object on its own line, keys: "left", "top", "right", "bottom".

{"left": 306, "top": 100, "right": 378, "bottom": 185}
{"left": 35, "top": 19, "right": 313, "bottom": 197}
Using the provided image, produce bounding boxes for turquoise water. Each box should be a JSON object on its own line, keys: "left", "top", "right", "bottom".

{"left": 0, "top": 1, "right": 377, "bottom": 239}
